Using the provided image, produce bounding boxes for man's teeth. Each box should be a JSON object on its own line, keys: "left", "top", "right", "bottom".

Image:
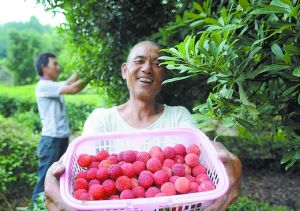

{"left": 139, "top": 78, "right": 153, "bottom": 83}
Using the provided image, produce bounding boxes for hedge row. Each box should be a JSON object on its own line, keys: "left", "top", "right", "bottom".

{"left": 0, "top": 84, "right": 106, "bottom": 132}
{"left": 0, "top": 116, "right": 39, "bottom": 197}
{"left": 0, "top": 85, "right": 109, "bottom": 207}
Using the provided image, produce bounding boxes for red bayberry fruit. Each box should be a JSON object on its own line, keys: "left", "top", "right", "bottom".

{"left": 123, "top": 150, "right": 136, "bottom": 163}
{"left": 146, "top": 158, "right": 161, "bottom": 172}
{"left": 175, "top": 177, "right": 191, "bottom": 194}
{"left": 161, "top": 182, "right": 176, "bottom": 196}
{"left": 163, "top": 146, "right": 176, "bottom": 159}
{"left": 187, "top": 144, "right": 200, "bottom": 155}
{"left": 145, "top": 187, "right": 160, "bottom": 198}
{"left": 77, "top": 154, "right": 92, "bottom": 168}
{"left": 174, "top": 144, "right": 186, "bottom": 156}
{"left": 102, "top": 179, "right": 116, "bottom": 196}
{"left": 74, "top": 189, "right": 87, "bottom": 199}
{"left": 185, "top": 153, "right": 199, "bottom": 167}
{"left": 89, "top": 184, "right": 105, "bottom": 200}
{"left": 132, "top": 185, "right": 145, "bottom": 198}
{"left": 120, "top": 189, "right": 135, "bottom": 199}
{"left": 171, "top": 163, "right": 185, "bottom": 177}
{"left": 97, "top": 150, "right": 109, "bottom": 161}
{"left": 138, "top": 171, "right": 154, "bottom": 189}
{"left": 136, "top": 151, "right": 151, "bottom": 163}
{"left": 115, "top": 176, "right": 132, "bottom": 192}
{"left": 153, "top": 170, "right": 169, "bottom": 186}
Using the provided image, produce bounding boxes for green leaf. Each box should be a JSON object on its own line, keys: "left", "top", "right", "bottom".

{"left": 248, "top": 46, "right": 262, "bottom": 60}
{"left": 267, "top": 14, "right": 279, "bottom": 23}
{"left": 237, "top": 82, "right": 255, "bottom": 107}
{"left": 283, "top": 53, "right": 291, "bottom": 65}
{"left": 292, "top": 66, "right": 300, "bottom": 77}
{"left": 162, "top": 75, "right": 195, "bottom": 84}
{"left": 219, "top": 85, "right": 233, "bottom": 99}
{"left": 281, "top": 151, "right": 296, "bottom": 164}
{"left": 198, "top": 45, "right": 210, "bottom": 58}
{"left": 282, "top": 84, "right": 300, "bottom": 97}
{"left": 203, "top": 18, "right": 221, "bottom": 26}
{"left": 190, "top": 20, "right": 204, "bottom": 28}
{"left": 239, "top": 0, "right": 250, "bottom": 9}
{"left": 177, "top": 41, "right": 186, "bottom": 58}
{"left": 267, "top": 64, "right": 290, "bottom": 72}
{"left": 281, "top": 150, "right": 298, "bottom": 170}
{"left": 207, "top": 74, "right": 218, "bottom": 83}
{"left": 235, "top": 117, "right": 254, "bottom": 130}
{"left": 207, "top": 97, "right": 213, "bottom": 111}
{"left": 158, "top": 56, "right": 181, "bottom": 62}
{"left": 169, "top": 48, "right": 183, "bottom": 58}
{"left": 212, "top": 31, "right": 222, "bottom": 45}
{"left": 270, "top": 0, "right": 292, "bottom": 11}
{"left": 271, "top": 43, "right": 284, "bottom": 60}
{"left": 185, "top": 35, "right": 195, "bottom": 62}
{"left": 298, "top": 93, "right": 300, "bottom": 104}
{"left": 250, "top": 5, "right": 289, "bottom": 14}
{"left": 285, "top": 45, "right": 300, "bottom": 55}
{"left": 239, "top": 25, "right": 248, "bottom": 36}
{"left": 193, "top": 1, "right": 203, "bottom": 12}
{"left": 185, "top": 12, "right": 201, "bottom": 19}
{"left": 248, "top": 64, "right": 291, "bottom": 79}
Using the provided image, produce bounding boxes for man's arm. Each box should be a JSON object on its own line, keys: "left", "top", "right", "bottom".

{"left": 60, "top": 73, "right": 90, "bottom": 94}
{"left": 65, "top": 73, "right": 78, "bottom": 85}
{"left": 204, "top": 142, "right": 242, "bottom": 211}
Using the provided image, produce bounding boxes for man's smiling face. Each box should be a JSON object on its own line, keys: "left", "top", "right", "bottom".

{"left": 122, "top": 42, "right": 165, "bottom": 100}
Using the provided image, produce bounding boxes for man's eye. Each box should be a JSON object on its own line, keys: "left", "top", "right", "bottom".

{"left": 134, "top": 60, "right": 143, "bottom": 64}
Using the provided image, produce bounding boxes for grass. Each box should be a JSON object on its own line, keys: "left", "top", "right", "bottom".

{"left": 0, "top": 83, "right": 109, "bottom": 108}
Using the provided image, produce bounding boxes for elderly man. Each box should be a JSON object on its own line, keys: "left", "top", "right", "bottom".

{"left": 44, "top": 41, "right": 242, "bottom": 211}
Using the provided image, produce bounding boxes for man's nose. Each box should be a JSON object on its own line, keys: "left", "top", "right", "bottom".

{"left": 142, "top": 61, "right": 153, "bottom": 73}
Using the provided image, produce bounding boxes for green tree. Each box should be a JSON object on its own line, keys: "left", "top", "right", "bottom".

{"left": 37, "top": 0, "right": 187, "bottom": 103}
{"left": 0, "top": 16, "right": 53, "bottom": 59}
{"left": 1, "top": 16, "right": 65, "bottom": 85}
{"left": 159, "top": 0, "right": 300, "bottom": 169}
{"left": 6, "top": 31, "right": 41, "bottom": 84}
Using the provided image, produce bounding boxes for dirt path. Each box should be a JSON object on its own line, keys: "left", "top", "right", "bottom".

{"left": 241, "top": 167, "right": 300, "bottom": 210}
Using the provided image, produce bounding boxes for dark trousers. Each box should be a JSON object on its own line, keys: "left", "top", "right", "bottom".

{"left": 31, "top": 136, "right": 68, "bottom": 202}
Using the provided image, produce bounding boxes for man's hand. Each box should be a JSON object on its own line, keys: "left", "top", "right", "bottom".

{"left": 203, "top": 141, "right": 242, "bottom": 211}
{"left": 44, "top": 159, "right": 75, "bottom": 211}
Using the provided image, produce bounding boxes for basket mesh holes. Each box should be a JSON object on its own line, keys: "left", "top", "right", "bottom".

{"left": 96, "top": 140, "right": 112, "bottom": 154}
{"left": 70, "top": 154, "right": 86, "bottom": 193}
{"left": 212, "top": 172, "right": 218, "bottom": 183}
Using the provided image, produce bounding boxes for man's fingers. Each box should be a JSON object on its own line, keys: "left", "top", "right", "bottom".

{"left": 51, "top": 162, "right": 65, "bottom": 178}
{"left": 211, "top": 141, "right": 231, "bottom": 164}
{"left": 203, "top": 194, "right": 228, "bottom": 211}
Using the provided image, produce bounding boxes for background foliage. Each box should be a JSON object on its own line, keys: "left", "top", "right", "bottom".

{"left": 0, "top": 84, "right": 105, "bottom": 132}
{"left": 38, "top": 0, "right": 300, "bottom": 169}
{"left": 0, "top": 16, "right": 65, "bottom": 85}
{"left": 37, "top": 0, "right": 190, "bottom": 103}
{"left": 0, "top": 0, "right": 299, "bottom": 209}
{"left": 0, "top": 115, "right": 39, "bottom": 199}
{"left": 159, "top": 0, "right": 300, "bottom": 169}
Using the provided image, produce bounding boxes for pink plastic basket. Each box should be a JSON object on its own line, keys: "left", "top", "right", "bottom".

{"left": 60, "top": 128, "right": 229, "bottom": 211}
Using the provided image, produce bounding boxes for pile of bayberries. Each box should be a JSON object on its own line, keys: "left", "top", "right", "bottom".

{"left": 73, "top": 144, "right": 215, "bottom": 200}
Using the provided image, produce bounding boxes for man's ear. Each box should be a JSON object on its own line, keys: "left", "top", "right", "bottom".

{"left": 121, "top": 63, "right": 127, "bottom": 80}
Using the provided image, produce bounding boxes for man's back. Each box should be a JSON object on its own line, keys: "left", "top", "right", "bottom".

{"left": 36, "top": 79, "right": 69, "bottom": 138}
